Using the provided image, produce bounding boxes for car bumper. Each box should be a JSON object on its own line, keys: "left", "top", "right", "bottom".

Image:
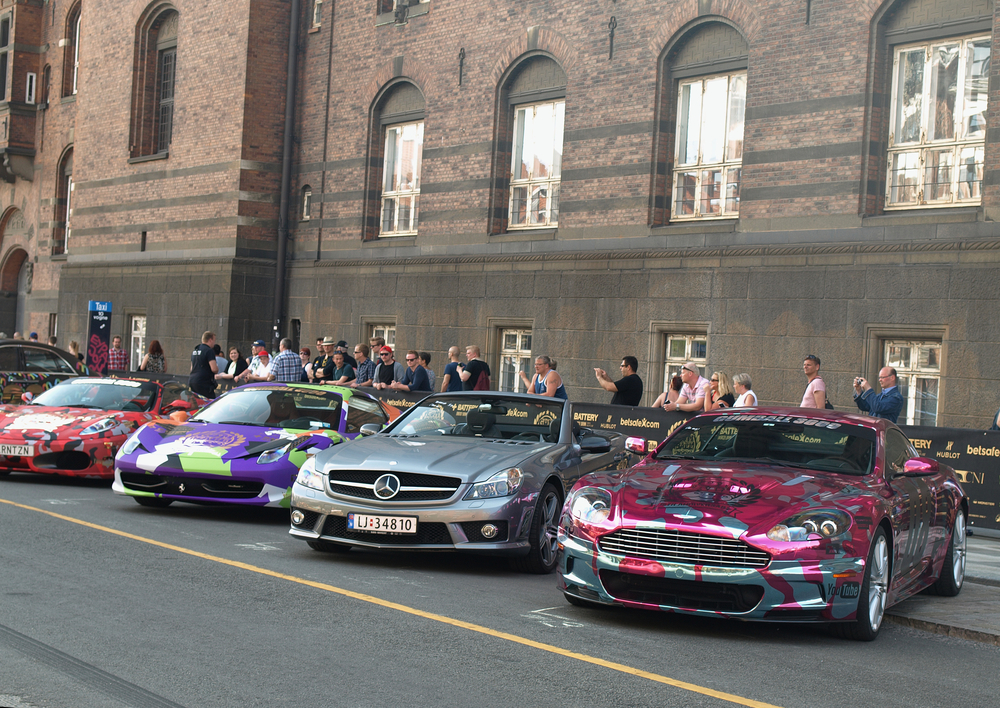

{"left": 112, "top": 464, "right": 293, "bottom": 507}
{"left": 557, "top": 532, "right": 867, "bottom": 622}
{"left": 0, "top": 436, "right": 121, "bottom": 479}
{"left": 288, "top": 481, "right": 537, "bottom": 555}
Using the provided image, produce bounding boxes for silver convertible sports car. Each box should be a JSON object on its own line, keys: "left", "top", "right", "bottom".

{"left": 289, "top": 392, "right": 628, "bottom": 573}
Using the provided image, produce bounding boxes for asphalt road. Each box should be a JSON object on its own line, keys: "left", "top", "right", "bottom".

{"left": 1, "top": 472, "right": 997, "bottom": 708}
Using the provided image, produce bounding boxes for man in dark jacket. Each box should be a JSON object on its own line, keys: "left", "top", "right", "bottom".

{"left": 853, "top": 367, "right": 905, "bottom": 423}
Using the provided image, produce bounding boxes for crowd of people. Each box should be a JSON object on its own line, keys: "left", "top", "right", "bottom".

{"left": 180, "top": 332, "right": 908, "bottom": 425}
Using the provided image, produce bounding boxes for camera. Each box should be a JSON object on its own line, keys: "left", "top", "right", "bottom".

{"left": 854, "top": 377, "right": 863, "bottom": 386}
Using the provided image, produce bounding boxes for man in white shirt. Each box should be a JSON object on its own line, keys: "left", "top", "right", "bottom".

{"left": 236, "top": 349, "right": 272, "bottom": 384}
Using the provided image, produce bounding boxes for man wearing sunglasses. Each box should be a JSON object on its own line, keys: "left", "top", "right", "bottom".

{"left": 372, "top": 345, "right": 405, "bottom": 390}
{"left": 852, "top": 367, "right": 904, "bottom": 423}
{"left": 391, "top": 350, "right": 432, "bottom": 392}
{"left": 661, "top": 362, "right": 709, "bottom": 413}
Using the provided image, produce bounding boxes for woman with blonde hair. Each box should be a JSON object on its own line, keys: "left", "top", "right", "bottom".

{"left": 733, "top": 373, "right": 758, "bottom": 407}
{"left": 705, "top": 371, "right": 736, "bottom": 411}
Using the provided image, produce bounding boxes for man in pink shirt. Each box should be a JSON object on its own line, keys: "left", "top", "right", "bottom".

{"left": 801, "top": 354, "right": 827, "bottom": 408}
{"left": 662, "top": 362, "right": 709, "bottom": 413}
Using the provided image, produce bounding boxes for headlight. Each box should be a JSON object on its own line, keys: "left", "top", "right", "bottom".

{"left": 568, "top": 487, "right": 613, "bottom": 524}
{"left": 464, "top": 467, "right": 523, "bottom": 500}
{"left": 767, "top": 509, "right": 852, "bottom": 542}
{"left": 295, "top": 456, "right": 325, "bottom": 491}
{"left": 119, "top": 432, "right": 145, "bottom": 457}
{"left": 257, "top": 446, "right": 287, "bottom": 465}
{"left": 81, "top": 417, "right": 117, "bottom": 436}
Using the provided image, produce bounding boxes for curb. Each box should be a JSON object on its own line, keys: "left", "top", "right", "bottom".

{"left": 884, "top": 613, "right": 1000, "bottom": 646}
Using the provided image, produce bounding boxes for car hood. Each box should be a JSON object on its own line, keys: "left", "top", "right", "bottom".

{"left": 126, "top": 421, "right": 342, "bottom": 476}
{"left": 316, "top": 434, "right": 553, "bottom": 482}
{"left": 0, "top": 405, "right": 147, "bottom": 440}
{"left": 611, "top": 458, "right": 868, "bottom": 538}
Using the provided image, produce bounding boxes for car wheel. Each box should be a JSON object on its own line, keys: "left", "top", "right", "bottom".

{"left": 834, "top": 527, "right": 889, "bottom": 641}
{"left": 929, "top": 508, "right": 966, "bottom": 597}
{"left": 134, "top": 496, "right": 173, "bottom": 508}
{"left": 307, "top": 540, "right": 351, "bottom": 553}
{"left": 511, "top": 482, "right": 561, "bottom": 574}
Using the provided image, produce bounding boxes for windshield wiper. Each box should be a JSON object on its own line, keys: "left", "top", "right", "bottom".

{"left": 653, "top": 454, "right": 706, "bottom": 461}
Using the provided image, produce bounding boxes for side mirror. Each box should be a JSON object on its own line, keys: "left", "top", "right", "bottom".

{"left": 359, "top": 423, "right": 383, "bottom": 437}
{"left": 580, "top": 436, "right": 612, "bottom": 454}
{"left": 162, "top": 399, "right": 193, "bottom": 413}
{"left": 901, "top": 457, "right": 939, "bottom": 476}
{"left": 625, "top": 436, "right": 647, "bottom": 454}
{"left": 20, "top": 392, "right": 33, "bottom": 403}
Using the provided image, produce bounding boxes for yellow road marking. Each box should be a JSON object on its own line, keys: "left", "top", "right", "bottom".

{"left": 1, "top": 497, "right": 781, "bottom": 708}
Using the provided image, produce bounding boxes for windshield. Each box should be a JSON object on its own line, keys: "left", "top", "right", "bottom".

{"left": 192, "top": 386, "right": 343, "bottom": 429}
{"left": 656, "top": 413, "right": 877, "bottom": 476}
{"left": 389, "top": 395, "right": 564, "bottom": 442}
{"left": 32, "top": 379, "right": 159, "bottom": 412}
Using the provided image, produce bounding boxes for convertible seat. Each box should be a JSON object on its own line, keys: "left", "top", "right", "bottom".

{"left": 466, "top": 410, "right": 499, "bottom": 438}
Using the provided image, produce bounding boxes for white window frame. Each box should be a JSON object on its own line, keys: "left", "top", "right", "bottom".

{"left": 312, "top": 0, "right": 323, "bottom": 27}
{"left": 72, "top": 13, "right": 80, "bottom": 95}
{"left": 508, "top": 100, "right": 564, "bottom": 229}
{"left": 379, "top": 120, "right": 423, "bottom": 236}
{"left": 672, "top": 71, "right": 745, "bottom": 220}
{"left": 498, "top": 328, "right": 532, "bottom": 393}
{"left": 129, "top": 315, "right": 147, "bottom": 371}
{"left": 663, "top": 334, "right": 707, "bottom": 385}
{"left": 26, "top": 72, "right": 36, "bottom": 104}
{"left": 369, "top": 324, "right": 396, "bottom": 347}
{"left": 883, "top": 339, "right": 941, "bottom": 426}
{"left": 301, "top": 187, "right": 312, "bottom": 221}
{"left": 886, "top": 35, "right": 989, "bottom": 209}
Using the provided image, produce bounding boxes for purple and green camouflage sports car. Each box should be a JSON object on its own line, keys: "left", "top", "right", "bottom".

{"left": 112, "top": 383, "right": 398, "bottom": 509}
{"left": 558, "top": 407, "right": 968, "bottom": 640}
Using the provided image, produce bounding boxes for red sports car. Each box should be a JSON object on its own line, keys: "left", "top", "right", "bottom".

{"left": 558, "top": 407, "right": 968, "bottom": 640}
{"left": 0, "top": 377, "right": 206, "bottom": 480}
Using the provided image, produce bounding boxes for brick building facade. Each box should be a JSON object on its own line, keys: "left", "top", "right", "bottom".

{"left": 3, "top": 0, "right": 1000, "bottom": 428}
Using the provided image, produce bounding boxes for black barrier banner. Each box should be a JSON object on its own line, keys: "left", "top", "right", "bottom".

{"left": 901, "top": 426, "right": 1000, "bottom": 532}
{"left": 86, "top": 301, "right": 112, "bottom": 375}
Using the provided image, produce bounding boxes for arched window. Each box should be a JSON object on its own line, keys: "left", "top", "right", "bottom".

{"left": 129, "top": 6, "right": 179, "bottom": 159}
{"left": 62, "top": 4, "right": 81, "bottom": 97}
{"left": 489, "top": 55, "right": 567, "bottom": 234}
{"left": 53, "top": 148, "right": 73, "bottom": 255}
{"left": 654, "top": 21, "right": 748, "bottom": 224}
{"left": 877, "top": 0, "right": 990, "bottom": 211}
{"left": 363, "top": 81, "right": 425, "bottom": 238}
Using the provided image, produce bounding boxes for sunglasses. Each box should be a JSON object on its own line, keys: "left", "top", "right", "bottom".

{"left": 380, "top": 352, "right": 391, "bottom": 357}
{"left": 406, "top": 358, "right": 417, "bottom": 362}
{"left": 710, "top": 378, "right": 719, "bottom": 382}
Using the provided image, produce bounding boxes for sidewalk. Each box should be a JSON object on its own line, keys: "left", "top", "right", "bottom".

{"left": 885, "top": 534, "right": 1000, "bottom": 645}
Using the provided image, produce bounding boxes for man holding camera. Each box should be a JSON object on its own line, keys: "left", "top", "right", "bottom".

{"left": 853, "top": 367, "right": 905, "bottom": 423}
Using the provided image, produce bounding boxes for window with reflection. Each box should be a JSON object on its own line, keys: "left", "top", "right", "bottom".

{"left": 509, "top": 100, "right": 564, "bottom": 228}
{"left": 883, "top": 340, "right": 941, "bottom": 426}
{"left": 673, "top": 72, "right": 745, "bottom": 220}
{"left": 887, "top": 35, "right": 988, "bottom": 208}
{"left": 380, "top": 121, "right": 423, "bottom": 235}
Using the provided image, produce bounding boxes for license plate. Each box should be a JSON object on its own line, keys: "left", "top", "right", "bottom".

{"left": 0, "top": 443, "right": 33, "bottom": 457}
{"left": 347, "top": 512, "right": 417, "bottom": 534}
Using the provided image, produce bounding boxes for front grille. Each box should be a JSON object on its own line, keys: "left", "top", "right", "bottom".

{"left": 320, "top": 515, "right": 452, "bottom": 545}
{"left": 460, "top": 520, "right": 509, "bottom": 543}
{"left": 599, "top": 528, "right": 770, "bottom": 569}
{"left": 33, "top": 451, "right": 92, "bottom": 471}
{"left": 599, "top": 570, "right": 764, "bottom": 613}
{"left": 119, "top": 472, "right": 264, "bottom": 499}
{"left": 326, "top": 470, "right": 461, "bottom": 502}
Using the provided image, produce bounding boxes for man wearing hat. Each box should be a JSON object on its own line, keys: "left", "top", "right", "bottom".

{"left": 372, "top": 345, "right": 405, "bottom": 390}
{"left": 336, "top": 340, "right": 358, "bottom": 368}
{"left": 312, "top": 337, "right": 337, "bottom": 383}
{"left": 236, "top": 346, "right": 272, "bottom": 384}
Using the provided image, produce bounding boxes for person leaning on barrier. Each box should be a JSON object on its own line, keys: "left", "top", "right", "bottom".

{"left": 662, "top": 362, "right": 708, "bottom": 413}
{"left": 652, "top": 372, "right": 683, "bottom": 409}
{"left": 705, "top": 371, "right": 736, "bottom": 411}
{"left": 733, "top": 373, "right": 757, "bottom": 407}
{"left": 519, "top": 355, "right": 567, "bottom": 399}
{"left": 853, "top": 367, "right": 904, "bottom": 423}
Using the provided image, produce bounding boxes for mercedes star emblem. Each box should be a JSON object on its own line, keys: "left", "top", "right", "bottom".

{"left": 373, "top": 473, "right": 401, "bottom": 500}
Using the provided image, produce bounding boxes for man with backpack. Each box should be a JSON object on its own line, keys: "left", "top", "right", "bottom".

{"left": 459, "top": 345, "right": 491, "bottom": 390}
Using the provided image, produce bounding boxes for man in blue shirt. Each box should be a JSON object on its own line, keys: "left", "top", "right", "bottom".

{"left": 853, "top": 367, "right": 905, "bottom": 423}
{"left": 391, "top": 350, "right": 431, "bottom": 392}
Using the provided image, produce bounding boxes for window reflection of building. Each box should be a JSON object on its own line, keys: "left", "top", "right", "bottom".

{"left": 884, "top": 340, "right": 941, "bottom": 426}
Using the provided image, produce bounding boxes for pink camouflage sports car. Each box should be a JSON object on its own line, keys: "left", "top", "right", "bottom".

{"left": 558, "top": 407, "right": 968, "bottom": 640}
